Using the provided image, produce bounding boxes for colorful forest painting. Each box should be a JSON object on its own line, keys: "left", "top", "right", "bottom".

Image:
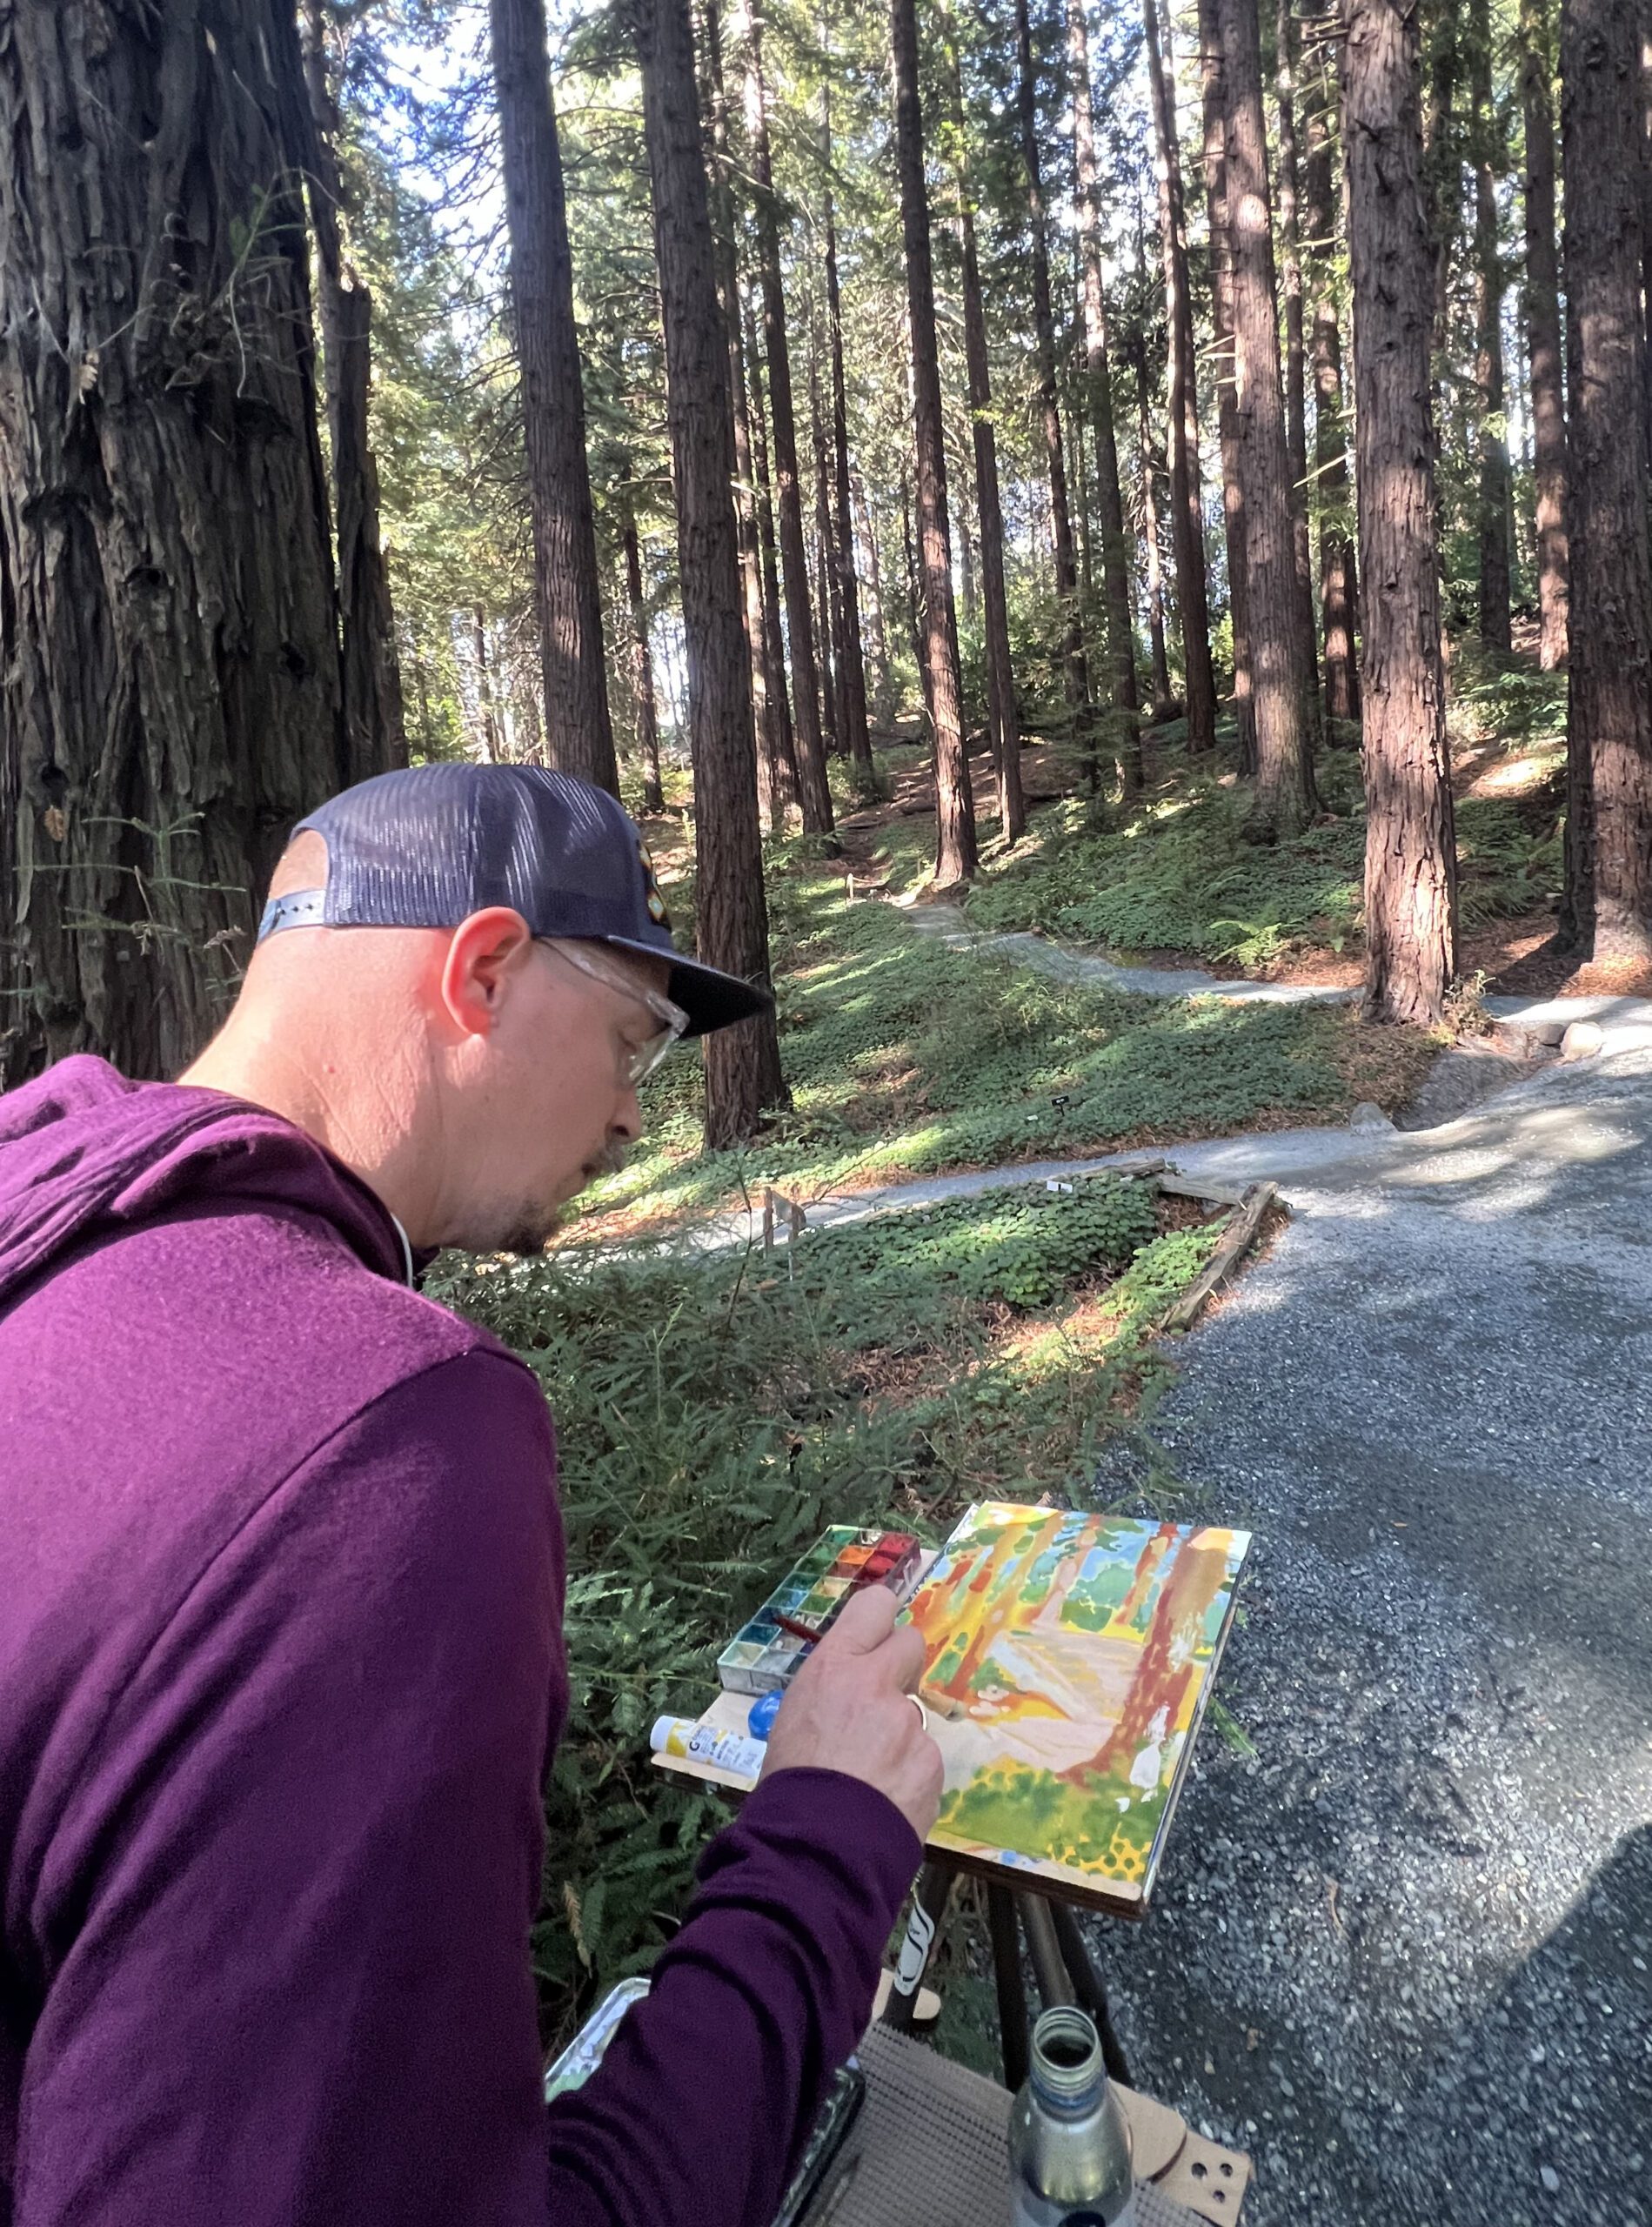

{"left": 904, "top": 1502, "right": 1251, "bottom": 1903}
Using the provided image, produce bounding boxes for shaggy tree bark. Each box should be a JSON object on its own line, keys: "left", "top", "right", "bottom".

{"left": 1470, "top": 0, "right": 1513, "bottom": 655}
{"left": 489, "top": 0, "right": 619, "bottom": 794}
{"left": 1560, "top": 0, "right": 1652, "bottom": 959}
{"left": 1144, "top": 0, "right": 1219, "bottom": 752}
{"left": 1521, "top": 0, "right": 1569, "bottom": 670}
{"left": 0, "top": 0, "right": 346, "bottom": 1086}
{"left": 1067, "top": 0, "right": 1140, "bottom": 744}
{"left": 939, "top": 0, "right": 1024, "bottom": 836}
{"left": 1197, "top": 0, "right": 1254, "bottom": 766}
{"left": 1221, "top": 0, "right": 1319, "bottom": 833}
{"left": 892, "top": 0, "right": 978, "bottom": 884}
{"left": 1343, "top": 0, "right": 1459, "bottom": 1022}
{"left": 301, "top": 0, "right": 405, "bottom": 782}
{"left": 638, "top": 0, "right": 786, "bottom": 1135}
{"left": 619, "top": 461, "right": 664, "bottom": 813}
{"left": 1303, "top": 50, "right": 1362, "bottom": 721}
{"left": 1014, "top": 0, "right": 1093, "bottom": 757}
{"left": 741, "top": 2, "right": 834, "bottom": 833}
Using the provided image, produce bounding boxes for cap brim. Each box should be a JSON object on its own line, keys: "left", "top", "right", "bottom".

{"left": 596, "top": 937, "right": 775, "bottom": 1039}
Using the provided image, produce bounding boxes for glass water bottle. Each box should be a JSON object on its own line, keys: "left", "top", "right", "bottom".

{"left": 1007, "top": 2005, "right": 1135, "bottom": 2227}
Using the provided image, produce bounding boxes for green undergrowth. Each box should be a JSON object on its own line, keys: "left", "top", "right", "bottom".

{"left": 574, "top": 857, "right": 1362, "bottom": 1234}
{"left": 432, "top": 1169, "right": 1223, "bottom": 2044}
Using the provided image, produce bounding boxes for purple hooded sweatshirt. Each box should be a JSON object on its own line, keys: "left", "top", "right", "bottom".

{"left": 0, "top": 1057, "right": 920, "bottom": 2227}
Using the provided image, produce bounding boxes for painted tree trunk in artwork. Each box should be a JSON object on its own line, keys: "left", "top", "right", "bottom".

{"left": 0, "top": 0, "right": 347, "bottom": 1086}
{"left": 1560, "top": 0, "right": 1652, "bottom": 960}
{"left": 1131, "top": 328, "right": 1178, "bottom": 720}
{"left": 1303, "top": 64, "right": 1362, "bottom": 722}
{"left": 1521, "top": 0, "right": 1569, "bottom": 671}
{"left": 1062, "top": 1531, "right": 1231, "bottom": 1785}
{"left": 1221, "top": 0, "right": 1319, "bottom": 834}
{"left": 1067, "top": 0, "right": 1140, "bottom": 742}
{"left": 302, "top": 1, "right": 405, "bottom": 783}
{"left": 1144, "top": 0, "right": 1219, "bottom": 752}
{"left": 1343, "top": 0, "right": 1459, "bottom": 1023}
{"left": 1470, "top": 0, "right": 1513, "bottom": 656}
{"left": 619, "top": 466, "right": 665, "bottom": 813}
{"left": 939, "top": 0, "right": 1025, "bottom": 837}
{"left": 745, "top": 299, "right": 802, "bottom": 826}
{"left": 1014, "top": 0, "right": 1093, "bottom": 762}
{"left": 638, "top": 0, "right": 787, "bottom": 1135}
{"left": 823, "top": 150, "right": 878, "bottom": 779}
{"left": 703, "top": 0, "right": 792, "bottom": 829}
{"left": 742, "top": 4, "right": 834, "bottom": 834}
{"left": 489, "top": 0, "right": 619, "bottom": 795}
{"left": 1274, "top": 0, "right": 1322, "bottom": 738}
{"left": 1197, "top": 0, "right": 1255, "bottom": 768}
{"left": 892, "top": 0, "right": 979, "bottom": 885}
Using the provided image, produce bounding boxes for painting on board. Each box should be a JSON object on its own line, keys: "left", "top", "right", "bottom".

{"left": 904, "top": 1501, "right": 1251, "bottom": 1904}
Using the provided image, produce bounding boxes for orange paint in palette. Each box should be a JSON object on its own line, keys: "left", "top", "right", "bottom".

{"left": 716, "top": 1526, "right": 921, "bottom": 1696}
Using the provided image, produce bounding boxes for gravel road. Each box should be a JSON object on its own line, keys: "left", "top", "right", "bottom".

{"left": 1085, "top": 1040, "right": 1652, "bottom": 2227}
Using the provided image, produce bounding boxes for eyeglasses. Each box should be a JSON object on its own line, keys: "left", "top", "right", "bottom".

{"left": 540, "top": 939, "right": 689, "bottom": 1087}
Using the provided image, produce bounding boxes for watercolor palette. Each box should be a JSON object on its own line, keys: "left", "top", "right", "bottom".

{"left": 716, "top": 1526, "right": 922, "bottom": 1696}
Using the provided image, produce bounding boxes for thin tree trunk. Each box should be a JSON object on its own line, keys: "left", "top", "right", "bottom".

{"left": 0, "top": 0, "right": 346, "bottom": 1086}
{"left": 822, "top": 77, "right": 877, "bottom": 780}
{"left": 1521, "top": 0, "right": 1569, "bottom": 670}
{"left": 744, "top": 297, "right": 801, "bottom": 824}
{"left": 638, "top": 0, "right": 786, "bottom": 1135}
{"left": 1560, "top": 0, "right": 1652, "bottom": 960}
{"left": 1343, "top": 0, "right": 1458, "bottom": 1022}
{"left": 1221, "top": 0, "right": 1319, "bottom": 833}
{"left": 301, "top": 0, "right": 405, "bottom": 782}
{"left": 473, "top": 606, "right": 500, "bottom": 761}
{"left": 900, "top": 471, "right": 932, "bottom": 729}
{"left": 1131, "top": 324, "right": 1178, "bottom": 719}
{"left": 740, "top": 2, "right": 834, "bottom": 833}
{"left": 1274, "top": 0, "right": 1322, "bottom": 734}
{"left": 938, "top": 0, "right": 1024, "bottom": 835}
{"left": 1014, "top": 0, "right": 1093, "bottom": 764}
{"left": 892, "top": 0, "right": 979, "bottom": 885}
{"left": 702, "top": 0, "right": 790, "bottom": 829}
{"left": 1471, "top": 0, "right": 1513, "bottom": 655}
{"left": 1303, "top": 49, "right": 1362, "bottom": 721}
{"left": 619, "top": 464, "right": 665, "bottom": 813}
{"left": 853, "top": 470, "right": 895, "bottom": 724}
{"left": 1144, "top": 0, "right": 1220, "bottom": 752}
{"left": 1198, "top": 0, "right": 1255, "bottom": 767}
{"left": 1423, "top": 16, "right": 1462, "bottom": 381}
{"left": 489, "top": 0, "right": 619, "bottom": 794}
{"left": 1067, "top": 0, "right": 1141, "bottom": 756}
{"left": 809, "top": 328, "right": 843, "bottom": 760}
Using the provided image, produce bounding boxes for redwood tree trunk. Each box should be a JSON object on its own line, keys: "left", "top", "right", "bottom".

{"left": 0, "top": 0, "right": 346, "bottom": 1087}
{"left": 1343, "top": 0, "right": 1459, "bottom": 1022}
{"left": 1144, "top": 0, "right": 1219, "bottom": 752}
{"left": 809, "top": 332, "right": 843, "bottom": 761}
{"left": 1014, "top": 0, "right": 1093, "bottom": 762}
{"left": 745, "top": 298, "right": 801, "bottom": 825}
{"left": 1067, "top": 0, "right": 1140, "bottom": 741}
{"left": 1470, "top": 0, "right": 1513, "bottom": 655}
{"left": 823, "top": 125, "right": 878, "bottom": 780}
{"left": 638, "top": 0, "right": 786, "bottom": 1135}
{"left": 891, "top": 0, "right": 978, "bottom": 886}
{"left": 853, "top": 470, "right": 895, "bottom": 722}
{"left": 1130, "top": 324, "right": 1178, "bottom": 719}
{"left": 1521, "top": 0, "right": 1569, "bottom": 671}
{"left": 1304, "top": 54, "right": 1362, "bottom": 721}
{"left": 1221, "top": 0, "right": 1319, "bottom": 833}
{"left": 1197, "top": 0, "right": 1255, "bottom": 766}
{"left": 741, "top": 3, "right": 834, "bottom": 833}
{"left": 619, "top": 465, "right": 665, "bottom": 813}
{"left": 1561, "top": 0, "right": 1652, "bottom": 960}
{"left": 302, "top": 0, "right": 405, "bottom": 783}
{"left": 489, "top": 0, "right": 619, "bottom": 795}
{"left": 1274, "top": 0, "right": 1322, "bottom": 736}
{"left": 939, "top": 0, "right": 1025, "bottom": 836}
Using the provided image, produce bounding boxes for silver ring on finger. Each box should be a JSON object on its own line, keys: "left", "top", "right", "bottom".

{"left": 907, "top": 1693, "right": 929, "bottom": 1732}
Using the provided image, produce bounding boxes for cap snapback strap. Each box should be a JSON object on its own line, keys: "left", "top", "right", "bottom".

{"left": 256, "top": 888, "right": 328, "bottom": 942}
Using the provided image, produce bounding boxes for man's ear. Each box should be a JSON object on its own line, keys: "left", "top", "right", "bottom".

{"left": 439, "top": 909, "right": 537, "bottom": 1039}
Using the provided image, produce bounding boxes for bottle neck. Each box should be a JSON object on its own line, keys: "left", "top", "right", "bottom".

{"left": 1028, "top": 2005, "right": 1106, "bottom": 2118}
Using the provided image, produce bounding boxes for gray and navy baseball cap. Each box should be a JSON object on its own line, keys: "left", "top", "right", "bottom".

{"left": 256, "top": 764, "right": 772, "bottom": 1037}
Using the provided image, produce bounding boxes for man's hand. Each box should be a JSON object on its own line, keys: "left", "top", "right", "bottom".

{"left": 759, "top": 1587, "right": 944, "bottom": 1842}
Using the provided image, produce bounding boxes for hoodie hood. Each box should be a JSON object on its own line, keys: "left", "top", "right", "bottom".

{"left": 0, "top": 1055, "right": 407, "bottom": 1311}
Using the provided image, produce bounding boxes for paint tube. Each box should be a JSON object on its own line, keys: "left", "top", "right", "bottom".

{"left": 651, "top": 1715, "right": 766, "bottom": 1779}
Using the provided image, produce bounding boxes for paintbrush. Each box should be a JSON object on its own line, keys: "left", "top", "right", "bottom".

{"left": 772, "top": 1610, "right": 966, "bottom": 1720}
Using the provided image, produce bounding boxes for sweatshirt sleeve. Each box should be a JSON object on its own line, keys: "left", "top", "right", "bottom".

{"left": 545, "top": 1768, "right": 921, "bottom": 2227}
{"left": 18, "top": 1348, "right": 564, "bottom": 2227}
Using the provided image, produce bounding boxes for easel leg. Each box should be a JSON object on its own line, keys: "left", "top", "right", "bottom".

{"left": 1018, "top": 1893, "right": 1075, "bottom": 2010}
{"left": 986, "top": 1886, "right": 1030, "bottom": 2093}
{"left": 1049, "top": 1899, "right": 1134, "bottom": 2088}
{"left": 880, "top": 1860, "right": 954, "bottom": 2034}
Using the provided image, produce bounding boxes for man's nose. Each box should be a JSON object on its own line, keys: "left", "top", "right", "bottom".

{"left": 612, "top": 1087, "right": 643, "bottom": 1144}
